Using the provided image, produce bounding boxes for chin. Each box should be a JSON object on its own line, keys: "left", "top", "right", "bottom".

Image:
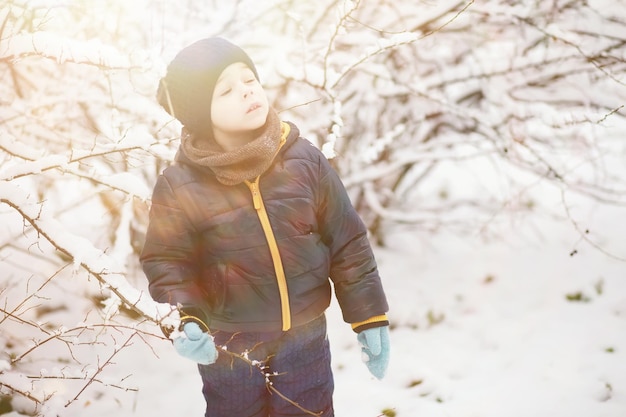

{"left": 250, "top": 120, "right": 267, "bottom": 133}
{"left": 251, "top": 109, "right": 269, "bottom": 128}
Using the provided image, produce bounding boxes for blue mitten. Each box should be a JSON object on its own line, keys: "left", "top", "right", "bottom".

{"left": 173, "top": 322, "right": 218, "bottom": 365}
{"left": 357, "top": 326, "right": 390, "bottom": 379}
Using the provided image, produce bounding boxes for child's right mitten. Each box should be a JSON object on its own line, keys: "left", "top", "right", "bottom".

{"left": 173, "top": 321, "right": 218, "bottom": 365}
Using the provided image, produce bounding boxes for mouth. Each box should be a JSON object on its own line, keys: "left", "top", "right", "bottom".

{"left": 247, "top": 103, "right": 262, "bottom": 113}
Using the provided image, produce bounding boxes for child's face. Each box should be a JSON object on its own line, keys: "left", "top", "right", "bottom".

{"left": 210, "top": 62, "right": 269, "bottom": 141}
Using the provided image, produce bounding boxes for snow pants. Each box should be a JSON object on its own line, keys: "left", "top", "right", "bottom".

{"left": 197, "top": 314, "right": 334, "bottom": 417}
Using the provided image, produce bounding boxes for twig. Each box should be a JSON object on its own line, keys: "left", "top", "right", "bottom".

{"left": 9, "top": 322, "right": 162, "bottom": 364}
{"left": 267, "top": 384, "right": 323, "bottom": 416}
{"left": 214, "top": 344, "right": 323, "bottom": 416}
{"left": 65, "top": 332, "right": 137, "bottom": 407}
{"left": 561, "top": 189, "right": 626, "bottom": 261}
{"left": 329, "top": 0, "right": 475, "bottom": 90}
{"left": 516, "top": 15, "right": 626, "bottom": 87}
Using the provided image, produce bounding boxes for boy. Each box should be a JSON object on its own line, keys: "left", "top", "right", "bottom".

{"left": 140, "top": 37, "right": 390, "bottom": 417}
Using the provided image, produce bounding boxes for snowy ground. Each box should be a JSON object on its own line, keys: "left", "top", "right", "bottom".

{"left": 62, "top": 198, "right": 625, "bottom": 417}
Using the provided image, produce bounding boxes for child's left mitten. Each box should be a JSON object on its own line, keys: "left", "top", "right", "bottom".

{"left": 357, "top": 325, "right": 390, "bottom": 379}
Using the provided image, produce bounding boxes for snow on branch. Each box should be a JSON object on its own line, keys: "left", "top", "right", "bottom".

{"left": 0, "top": 128, "right": 162, "bottom": 200}
{"left": 1, "top": 31, "right": 132, "bottom": 69}
{"left": 0, "top": 181, "right": 178, "bottom": 329}
{"left": 328, "top": 0, "right": 474, "bottom": 91}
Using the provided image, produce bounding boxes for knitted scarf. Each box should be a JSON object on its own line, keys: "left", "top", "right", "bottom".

{"left": 181, "top": 108, "right": 282, "bottom": 185}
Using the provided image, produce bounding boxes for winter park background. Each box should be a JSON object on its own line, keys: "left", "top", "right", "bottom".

{"left": 1, "top": 1, "right": 625, "bottom": 416}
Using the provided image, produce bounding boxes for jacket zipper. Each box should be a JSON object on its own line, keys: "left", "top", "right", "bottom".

{"left": 245, "top": 176, "right": 292, "bottom": 331}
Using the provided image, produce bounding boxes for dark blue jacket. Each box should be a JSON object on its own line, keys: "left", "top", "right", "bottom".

{"left": 141, "top": 122, "right": 388, "bottom": 333}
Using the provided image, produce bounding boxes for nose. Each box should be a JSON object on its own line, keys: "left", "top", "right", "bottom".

{"left": 240, "top": 80, "right": 254, "bottom": 98}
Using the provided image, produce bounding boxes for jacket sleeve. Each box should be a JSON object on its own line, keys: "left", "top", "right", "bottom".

{"left": 315, "top": 154, "right": 389, "bottom": 328}
{"left": 140, "top": 173, "right": 208, "bottom": 319}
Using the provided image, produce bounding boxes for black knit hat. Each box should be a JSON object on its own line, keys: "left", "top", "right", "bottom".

{"left": 157, "top": 37, "right": 259, "bottom": 136}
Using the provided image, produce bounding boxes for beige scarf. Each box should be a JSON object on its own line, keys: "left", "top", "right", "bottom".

{"left": 181, "top": 108, "right": 282, "bottom": 185}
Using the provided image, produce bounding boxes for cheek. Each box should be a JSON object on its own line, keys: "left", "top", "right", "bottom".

{"left": 210, "top": 105, "right": 218, "bottom": 126}
{"left": 257, "top": 86, "right": 268, "bottom": 102}
{"left": 210, "top": 98, "right": 231, "bottom": 124}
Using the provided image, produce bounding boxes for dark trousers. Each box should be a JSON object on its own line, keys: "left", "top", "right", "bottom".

{"left": 198, "top": 315, "right": 334, "bottom": 417}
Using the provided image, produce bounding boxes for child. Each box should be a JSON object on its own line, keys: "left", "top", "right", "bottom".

{"left": 140, "top": 37, "right": 390, "bottom": 417}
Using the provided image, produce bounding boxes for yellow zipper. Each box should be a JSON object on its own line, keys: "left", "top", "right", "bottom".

{"left": 245, "top": 176, "right": 292, "bottom": 331}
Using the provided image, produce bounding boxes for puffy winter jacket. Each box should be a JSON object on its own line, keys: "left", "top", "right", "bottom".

{"left": 140, "top": 122, "right": 388, "bottom": 334}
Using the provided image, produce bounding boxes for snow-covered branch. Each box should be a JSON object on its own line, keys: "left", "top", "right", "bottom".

{"left": 0, "top": 181, "right": 177, "bottom": 327}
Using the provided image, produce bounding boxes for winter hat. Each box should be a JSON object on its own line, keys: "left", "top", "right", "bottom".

{"left": 157, "top": 37, "right": 259, "bottom": 136}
